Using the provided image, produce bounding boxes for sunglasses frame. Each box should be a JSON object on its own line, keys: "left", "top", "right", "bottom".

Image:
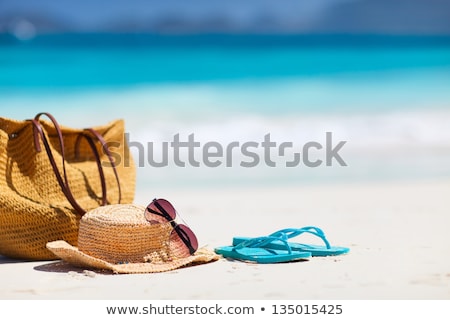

{"left": 146, "top": 198, "right": 197, "bottom": 255}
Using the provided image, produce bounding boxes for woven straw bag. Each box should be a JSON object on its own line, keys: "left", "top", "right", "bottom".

{"left": 0, "top": 112, "right": 136, "bottom": 260}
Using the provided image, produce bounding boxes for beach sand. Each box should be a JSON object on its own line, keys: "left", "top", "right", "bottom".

{"left": 1, "top": 177, "right": 449, "bottom": 300}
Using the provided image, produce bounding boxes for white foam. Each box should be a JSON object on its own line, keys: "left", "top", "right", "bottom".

{"left": 2, "top": 78, "right": 450, "bottom": 187}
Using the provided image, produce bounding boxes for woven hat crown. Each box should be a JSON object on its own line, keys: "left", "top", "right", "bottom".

{"left": 78, "top": 204, "right": 179, "bottom": 264}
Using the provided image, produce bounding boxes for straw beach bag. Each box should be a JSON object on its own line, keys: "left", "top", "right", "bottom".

{"left": 0, "top": 112, "right": 136, "bottom": 260}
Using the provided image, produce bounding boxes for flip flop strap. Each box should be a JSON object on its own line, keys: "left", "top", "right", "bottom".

{"left": 234, "top": 236, "right": 293, "bottom": 254}
{"left": 269, "top": 226, "right": 331, "bottom": 249}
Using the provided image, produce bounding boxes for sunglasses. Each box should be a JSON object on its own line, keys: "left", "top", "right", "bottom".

{"left": 144, "top": 198, "right": 198, "bottom": 256}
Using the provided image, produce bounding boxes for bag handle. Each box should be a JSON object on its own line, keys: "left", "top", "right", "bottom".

{"left": 74, "top": 132, "right": 108, "bottom": 206}
{"left": 31, "top": 112, "right": 122, "bottom": 216}
{"left": 80, "top": 128, "right": 122, "bottom": 204}
{"left": 74, "top": 128, "right": 122, "bottom": 205}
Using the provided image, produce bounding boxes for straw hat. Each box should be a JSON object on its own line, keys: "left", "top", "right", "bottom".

{"left": 46, "top": 204, "right": 219, "bottom": 273}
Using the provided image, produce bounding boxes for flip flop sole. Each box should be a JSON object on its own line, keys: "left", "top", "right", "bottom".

{"left": 214, "top": 246, "right": 311, "bottom": 264}
{"left": 232, "top": 237, "right": 350, "bottom": 257}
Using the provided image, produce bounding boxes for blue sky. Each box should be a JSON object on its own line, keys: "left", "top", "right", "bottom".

{"left": 0, "top": 0, "right": 449, "bottom": 34}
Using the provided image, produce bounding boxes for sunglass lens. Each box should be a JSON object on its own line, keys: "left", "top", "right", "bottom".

{"left": 170, "top": 224, "right": 199, "bottom": 256}
{"left": 145, "top": 198, "right": 177, "bottom": 222}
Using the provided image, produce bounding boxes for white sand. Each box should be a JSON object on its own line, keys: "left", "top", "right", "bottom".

{"left": 1, "top": 178, "right": 449, "bottom": 299}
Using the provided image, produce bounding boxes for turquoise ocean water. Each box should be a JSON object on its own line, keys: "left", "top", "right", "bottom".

{"left": 1, "top": 34, "right": 450, "bottom": 189}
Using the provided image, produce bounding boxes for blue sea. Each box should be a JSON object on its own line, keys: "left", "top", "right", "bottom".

{"left": 1, "top": 34, "right": 450, "bottom": 189}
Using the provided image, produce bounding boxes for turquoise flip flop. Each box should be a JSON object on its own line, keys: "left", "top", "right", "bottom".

{"left": 214, "top": 236, "right": 312, "bottom": 264}
{"left": 232, "top": 226, "right": 350, "bottom": 257}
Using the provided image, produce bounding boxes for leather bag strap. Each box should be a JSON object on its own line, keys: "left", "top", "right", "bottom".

{"left": 83, "top": 128, "right": 122, "bottom": 204}
{"left": 74, "top": 132, "right": 108, "bottom": 206}
{"left": 31, "top": 112, "right": 121, "bottom": 216}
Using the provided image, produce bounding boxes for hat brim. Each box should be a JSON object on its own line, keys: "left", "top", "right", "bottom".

{"left": 46, "top": 240, "right": 219, "bottom": 274}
